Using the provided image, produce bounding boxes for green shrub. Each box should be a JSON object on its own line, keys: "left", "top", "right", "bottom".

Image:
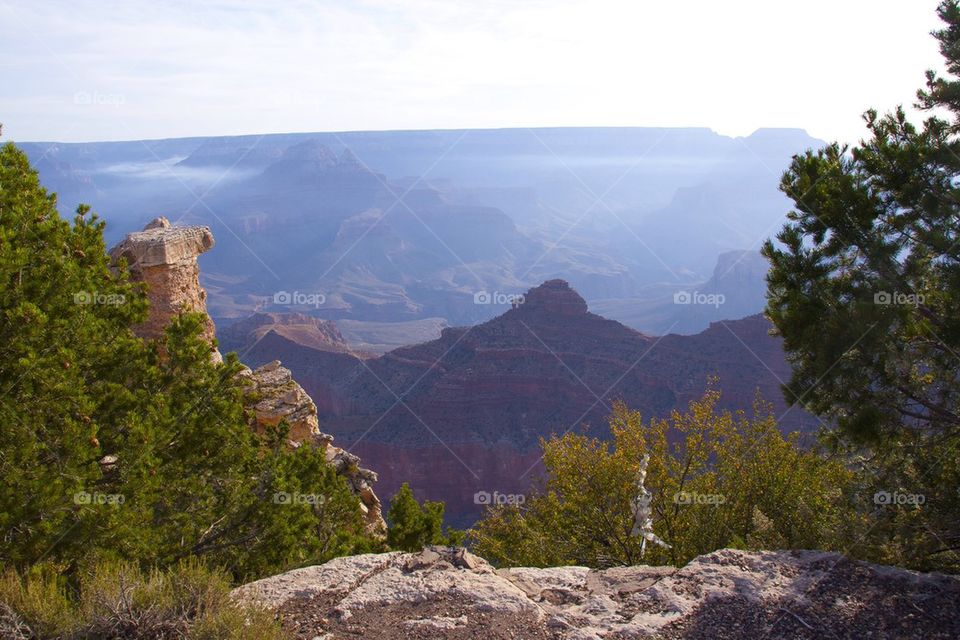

{"left": 470, "top": 384, "right": 860, "bottom": 568}
{"left": 386, "top": 483, "right": 464, "bottom": 551}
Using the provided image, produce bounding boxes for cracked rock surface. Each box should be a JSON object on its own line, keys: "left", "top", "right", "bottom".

{"left": 234, "top": 546, "right": 960, "bottom": 639}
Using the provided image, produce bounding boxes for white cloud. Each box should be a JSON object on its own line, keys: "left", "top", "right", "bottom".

{"left": 0, "top": 0, "right": 946, "bottom": 143}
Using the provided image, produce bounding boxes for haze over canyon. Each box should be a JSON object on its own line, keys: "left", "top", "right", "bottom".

{"left": 23, "top": 126, "right": 825, "bottom": 525}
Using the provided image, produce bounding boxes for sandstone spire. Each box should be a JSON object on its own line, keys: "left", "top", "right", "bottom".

{"left": 108, "top": 216, "right": 217, "bottom": 345}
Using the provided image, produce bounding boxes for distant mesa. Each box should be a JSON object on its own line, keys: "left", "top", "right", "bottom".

{"left": 25, "top": 127, "right": 820, "bottom": 331}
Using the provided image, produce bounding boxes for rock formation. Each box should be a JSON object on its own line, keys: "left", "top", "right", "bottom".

{"left": 217, "top": 311, "right": 360, "bottom": 357}
{"left": 520, "top": 278, "right": 590, "bottom": 315}
{"left": 109, "top": 216, "right": 217, "bottom": 344}
{"left": 109, "top": 219, "right": 385, "bottom": 535}
{"left": 234, "top": 546, "right": 960, "bottom": 639}
{"left": 233, "top": 279, "right": 811, "bottom": 525}
{"left": 239, "top": 360, "right": 385, "bottom": 533}
{"left": 240, "top": 359, "right": 331, "bottom": 444}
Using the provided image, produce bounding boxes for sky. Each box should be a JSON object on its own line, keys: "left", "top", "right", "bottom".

{"left": 0, "top": 0, "right": 947, "bottom": 144}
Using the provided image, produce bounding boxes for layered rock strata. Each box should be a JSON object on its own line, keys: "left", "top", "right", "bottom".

{"left": 235, "top": 279, "right": 811, "bottom": 525}
{"left": 109, "top": 216, "right": 217, "bottom": 344}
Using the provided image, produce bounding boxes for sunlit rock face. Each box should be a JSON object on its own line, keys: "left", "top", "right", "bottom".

{"left": 109, "top": 216, "right": 216, "bottom": 344}
{"left": 239, "top": 359, "right": 386, "bottom": 535}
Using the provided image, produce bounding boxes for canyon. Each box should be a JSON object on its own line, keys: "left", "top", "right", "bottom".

{"left": 100, "top": 189, "right": 815, "bottom": 529}
{"left": 24, "top": 127, "right": 821, "bottom": 335}
{"left": 223, "top": 278, "right": 813, "bottom": 525}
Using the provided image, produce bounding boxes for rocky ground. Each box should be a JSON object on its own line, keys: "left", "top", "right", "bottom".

{"left": 233, "top": 546, "right": 960, "bottom": 639}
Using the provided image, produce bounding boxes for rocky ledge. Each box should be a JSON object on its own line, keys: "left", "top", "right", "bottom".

{"left": 234, "top": 546, "right": 960, "bottom": 639}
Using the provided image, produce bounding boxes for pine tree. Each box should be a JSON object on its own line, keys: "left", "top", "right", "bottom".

{"left": 386, "top": 483, "right": 461, "bottom": 551}
{"left": 762, "top": 1, "right": 960, "bottom": 570}
{"left": 763, "top": 2, "right": 960, "bottom": 443}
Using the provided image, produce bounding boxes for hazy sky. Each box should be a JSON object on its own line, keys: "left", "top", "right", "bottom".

{"left": 0, "top": 0, "right": 946, "bottom": 144}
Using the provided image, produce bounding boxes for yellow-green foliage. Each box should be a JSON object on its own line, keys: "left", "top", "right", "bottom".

{"left": 470, "top": 382, "right": 861, "bottom": 568}
{"left": 0, "top": 558, "right": 286, "bottom": 639}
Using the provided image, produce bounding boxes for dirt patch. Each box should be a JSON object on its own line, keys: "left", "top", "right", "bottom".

{"left": 278, "top": 594, "right": 552, "bottom": 640}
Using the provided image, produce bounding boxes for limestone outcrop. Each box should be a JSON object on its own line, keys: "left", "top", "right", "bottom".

{"left": 109, "top": 216, "right": 217, "bottom": 344}
{"left": 240, "top": 359, "right": 330, "bottom": 444}
{"left": 109, "top": 219, "right": 386, "bottom": 536}
{"left": 234, "top": 547, "right": 960, "bottom": 639}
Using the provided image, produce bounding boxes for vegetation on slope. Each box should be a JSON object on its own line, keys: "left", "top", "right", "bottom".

{"left": 470, "top": 385, "right": 859, "bottom": 568}
{"left": 0, "top": 559, "right": 283, "bottom": 640}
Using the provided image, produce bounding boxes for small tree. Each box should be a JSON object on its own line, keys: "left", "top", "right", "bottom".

{"left": 386, "top": 483, "right": 463, "bottom": 551}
